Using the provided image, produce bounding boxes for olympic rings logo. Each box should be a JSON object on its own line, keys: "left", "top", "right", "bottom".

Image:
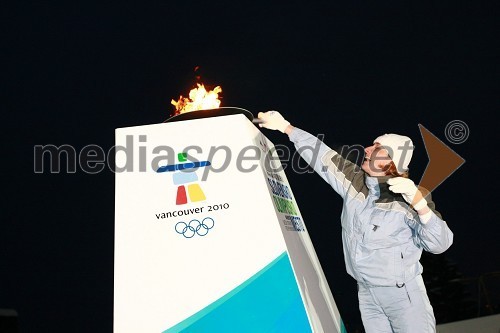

{"left": 175, "top": 217, "right": 215, "bottom": 238}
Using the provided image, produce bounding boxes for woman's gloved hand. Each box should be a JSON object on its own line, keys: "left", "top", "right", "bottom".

{"left": 387, "top": 177, "right": 428, "bottom": 210}
{"left": 257, "top": 111, "right": 290, "bottom": 133}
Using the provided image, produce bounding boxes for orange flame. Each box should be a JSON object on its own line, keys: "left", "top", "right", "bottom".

{"left": 171, "top": 83, "right": 222, "bottom": 115}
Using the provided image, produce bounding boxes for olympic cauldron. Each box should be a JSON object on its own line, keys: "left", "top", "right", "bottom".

{"left": 114, "top": 107, "right": 345, "bottom": 332}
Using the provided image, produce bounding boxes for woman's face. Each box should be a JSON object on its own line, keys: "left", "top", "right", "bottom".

{"left": 362, "top": 143, "right": 393, "bottom": 176}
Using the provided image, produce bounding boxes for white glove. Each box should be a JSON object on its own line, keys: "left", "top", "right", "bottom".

{"left": 257, "top": 111, "right": 290, "bottom": 133}
{"left": 387, "top": 177, "right": 428, "bottom": 210}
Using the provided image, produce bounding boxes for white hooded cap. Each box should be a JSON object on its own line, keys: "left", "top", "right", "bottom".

{"left": 374, "top": 133, "right": 414, "bottom": 173}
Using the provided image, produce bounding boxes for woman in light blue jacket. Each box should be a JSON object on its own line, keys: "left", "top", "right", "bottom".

{"left": 258, "top": 111, "right": 453, "bottom": 333}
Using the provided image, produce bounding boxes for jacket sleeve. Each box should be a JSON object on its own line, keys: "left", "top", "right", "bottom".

{"left": 406, "top": 193, "right": 454, "bottom": 254}
{"left": 289, "top": 127, "right": 364, "bottom": 200}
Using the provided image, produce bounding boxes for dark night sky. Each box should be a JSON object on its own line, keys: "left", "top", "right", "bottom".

{"left": 3, "top": 1, "right": 499, "bottom": 332}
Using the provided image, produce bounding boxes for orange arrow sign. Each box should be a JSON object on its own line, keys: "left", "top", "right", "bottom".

{"left": 418, "top": 124, "right": 465, "bottom": 194}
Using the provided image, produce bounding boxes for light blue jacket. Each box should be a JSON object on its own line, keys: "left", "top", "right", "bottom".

{"left": 289, "top": 127, "right": 453, "bottom": 287}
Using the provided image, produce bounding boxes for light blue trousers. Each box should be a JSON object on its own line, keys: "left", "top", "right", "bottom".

{"left": 358, "top": 275, "right": 436, "bottom": 333}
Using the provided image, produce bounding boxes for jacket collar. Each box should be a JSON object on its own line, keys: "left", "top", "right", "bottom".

{"left": 365, "top": 175, "right": 401, "bottom": 202}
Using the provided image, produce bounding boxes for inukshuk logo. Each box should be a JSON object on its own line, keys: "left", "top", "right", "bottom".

{"left": 156, "top": 152, "right": 211, "bottom": 205}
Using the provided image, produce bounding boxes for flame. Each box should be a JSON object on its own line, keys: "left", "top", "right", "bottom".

{"left": 171, "top": 83, "right": 222, "bottom": 115}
